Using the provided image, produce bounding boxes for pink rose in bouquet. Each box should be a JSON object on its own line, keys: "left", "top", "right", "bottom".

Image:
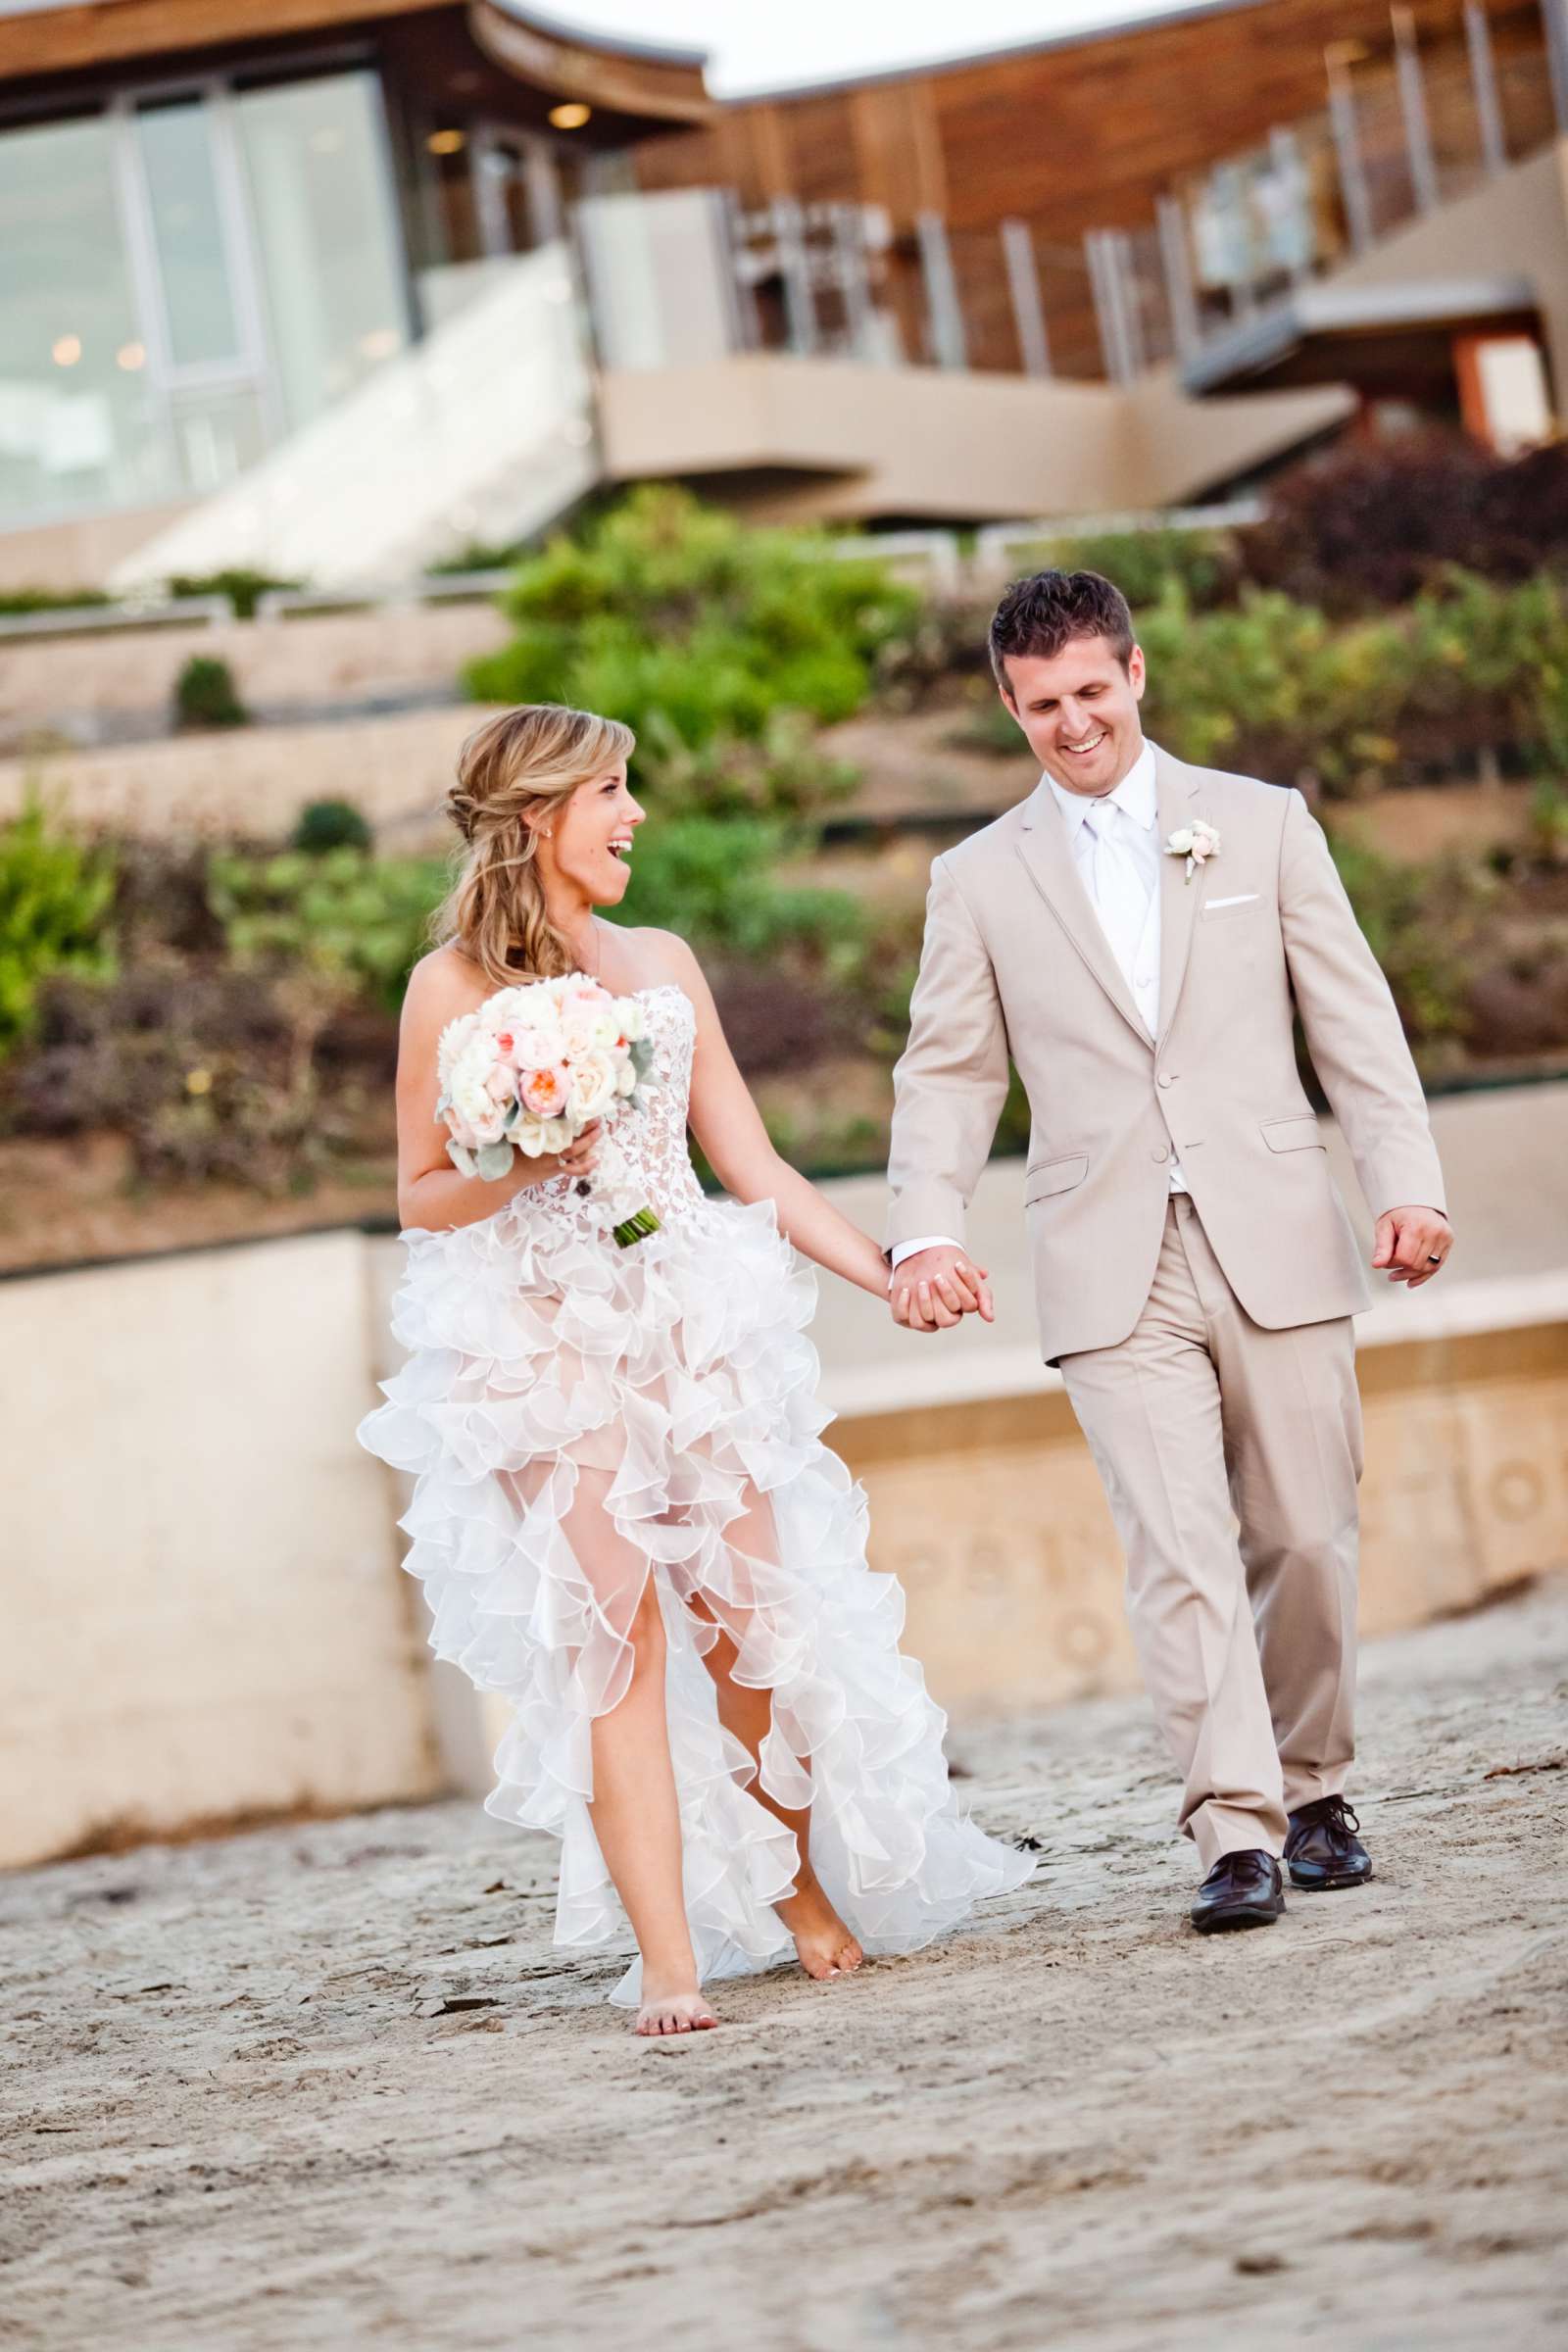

{"left": 435, "top": 972, "right": 661, "bottom": 1247}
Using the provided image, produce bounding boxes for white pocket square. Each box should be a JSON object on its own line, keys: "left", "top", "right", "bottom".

{"left": 1205, "top": 893, "right": 1259, "bottom": 909}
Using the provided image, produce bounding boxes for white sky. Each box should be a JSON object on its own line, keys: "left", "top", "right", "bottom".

{"left": 542, "top": 0, "right": 1215, "bottom": 98}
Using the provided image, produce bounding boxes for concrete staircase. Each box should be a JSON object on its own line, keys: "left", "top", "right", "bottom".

{"left": 109, "top": 245, "right": 597, "bottom": 593}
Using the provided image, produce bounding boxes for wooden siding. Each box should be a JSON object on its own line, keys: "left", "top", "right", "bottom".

{"left": 631, "top": 0, "right": 1547, "bottom": 239}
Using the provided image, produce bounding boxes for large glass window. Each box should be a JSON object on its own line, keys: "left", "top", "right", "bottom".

{"left": 0, "top": 69, "right": 412, "bottom": 527}
{"left": 0, "top": 113, "right": 169, "bottom": 516}
{"left": 235, "top": 73, "right": 410, "bottom": 433}
{"left": 133, "top": 98, "right": 244, "bottom": 370}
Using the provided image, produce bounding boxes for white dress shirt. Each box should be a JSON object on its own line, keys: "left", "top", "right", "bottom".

{"left": 892, "top": 739, "right": 1183, "bottom": 1276}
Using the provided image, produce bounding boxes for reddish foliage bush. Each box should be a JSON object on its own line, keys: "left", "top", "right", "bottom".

{"left": 708, "top": 960, "right": 864, "bottom": 1078}
{"left": 1241, "top": 434, "right": 1568, "bottom": 612}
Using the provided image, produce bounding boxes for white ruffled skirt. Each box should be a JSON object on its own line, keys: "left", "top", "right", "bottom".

{"left": 358, "top": 1187, "right": 1032, "bottom": 2004}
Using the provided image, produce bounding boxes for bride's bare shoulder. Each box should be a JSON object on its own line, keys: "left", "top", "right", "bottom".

{"left": 402, "top": 943, "right": 489, "bottom": 1027}
{"left": 611, "top": 925, "right": 704, "bottom": 992}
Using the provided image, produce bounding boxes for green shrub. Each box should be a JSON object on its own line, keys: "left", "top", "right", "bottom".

{"left": 207, "top": 847, "right": 446, "bottom": 1011}
{"left": 0, "top": 796, "right": 117, "bottom": 1054}
{"left": 174, "top": 654, "right": 248, "bottom": 731}
{"left": 1018, "top": 525, "right": 1241, "bottom": 615}
{"left": 1529, "top": 780, "right": 1568, "bottom": 866}
{"left": 607, "top": 814, "right": 864, "bottom": 973}
{"left": 423, "top": 539, "right": 529, "bottom": 576}
{"left": 1136, "top": 572, "right": 1568, "bottom": 794}
{"left": 11, "top": 962, "right": 380, "bottom": 1192}
{"left": 291, "top": 798, "right": 374, "bottom": 855}
{"left": 0, "top": 586, "right": 112, "bottom": 616}
{"left": 634, "top": 708, "right": 860, "bottom": 819}
{"left": 466, "top": 488, "right": 919, "bottom": 787}
{"left": 166, "top": 567, "right": 302, "bottom": 621}
{"left": 944, "top": 697, "right": 1029, "bottom": 759}
{"left": 1327, "top": 833, "right": 1490, "bottom": 1047}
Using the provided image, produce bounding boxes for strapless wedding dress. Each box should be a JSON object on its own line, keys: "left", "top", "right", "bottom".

{"left": 359, "top": 983, "right": 1030, "bottom": 2004}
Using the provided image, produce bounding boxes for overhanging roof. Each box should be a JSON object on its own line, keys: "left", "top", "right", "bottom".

{"left": 1183, "top": 273, "right": 1542, "bottom": 396}
{"left": 0, "top": 0, "right": 713, "bottom": 122}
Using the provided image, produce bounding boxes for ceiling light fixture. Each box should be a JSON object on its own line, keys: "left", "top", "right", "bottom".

{"left": 549, "top": 102, "right": 591, "bottom": 131}
{"left": 426, "top": 127, "right": 466, "bottom": 156}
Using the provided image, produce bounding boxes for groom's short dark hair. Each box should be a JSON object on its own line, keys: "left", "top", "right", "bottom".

{"left": 989, "top": 569, "right": 1135, "bottom": 691}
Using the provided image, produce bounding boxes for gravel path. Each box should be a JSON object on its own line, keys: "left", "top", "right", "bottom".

{"left": 3, "top": 1585, "right": 1565, "bottom": 2351}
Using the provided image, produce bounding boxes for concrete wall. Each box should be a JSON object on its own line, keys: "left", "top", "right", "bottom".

{"left": 0, "top": 1233, "right": 444, "bottom": 1869}
{"left": 5, "top": 1086, "right": 1565, "bottom": 1868}
{"left": 831, "top": 1298, "right": 1568, "bottom": 1715}
{"left": 0, "top": 704, "right": 491, "bottom": 848}
{"left": 0, "top": 604, "right": 509, "bottom": 751}
{"left": 2, "top": 343, "right": 1352, "bottom": 592}
{"left": 0, "top": 500, "right": 194, "bottom": 596}
{"left": 596, "top": 352, "right": 1351, "bottom": 522}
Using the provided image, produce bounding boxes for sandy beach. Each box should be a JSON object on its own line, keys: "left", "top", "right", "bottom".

{"left": 3, "top": 1582, "right": 1564, "bottom": 2352}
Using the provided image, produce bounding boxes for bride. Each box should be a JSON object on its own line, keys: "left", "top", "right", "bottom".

{"left": 359, "top": 703, "right": 1030, "bottom": 2034}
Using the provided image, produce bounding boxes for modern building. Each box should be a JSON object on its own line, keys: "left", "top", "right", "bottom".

{"left": 0, "top": 0, "right": 711, "bottom": 581}
{"left": 3, "top": 0, "right": 1567, "bottom": 591}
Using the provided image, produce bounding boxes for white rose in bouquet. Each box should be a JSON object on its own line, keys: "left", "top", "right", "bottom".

{"left": 568, "top": 1051, "right": 618, "bottom": 1122}
{"left": 448, "top": 1035, "right": 510, "bottom": 1148}
{"left": 435, "top": 970, "right": 662, "bottom": 1240}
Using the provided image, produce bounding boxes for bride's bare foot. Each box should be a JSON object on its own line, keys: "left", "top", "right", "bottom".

{"left": 635, "top": 1980, "right": 719, "bottom": 2036}
{"left": 776, "top": 1875, "right": 864, "bottom": 1982}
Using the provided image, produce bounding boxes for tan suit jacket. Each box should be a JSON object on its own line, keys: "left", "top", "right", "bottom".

{"left": 886, "top": 743, "right": 1446, "bottom": 1362}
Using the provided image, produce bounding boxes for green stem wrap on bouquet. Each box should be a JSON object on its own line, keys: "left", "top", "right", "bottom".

{"left": 612, "top": 1205, "right": 662, "bottom": 1250}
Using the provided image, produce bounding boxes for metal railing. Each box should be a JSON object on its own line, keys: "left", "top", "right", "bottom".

{"left": 689, "top": 0, "right": 1561, "bottom": 393}
{"left": 1, "top": 507, "right": 1276, "bottom": 647}
{"left": 1087, "top": 0, "right": 1562, "bottom": 383}
{"left": 0, "top": 595, "right": 235, "bottom": 642}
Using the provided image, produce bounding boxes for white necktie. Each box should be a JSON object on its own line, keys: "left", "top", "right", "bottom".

{"left": 1081, "top": 800, "right": 1149, "bottom": 985}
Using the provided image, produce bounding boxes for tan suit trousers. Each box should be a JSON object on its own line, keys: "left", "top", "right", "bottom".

{"left": 1058, "top": 1196, "right": 1363, "bottom": 1871}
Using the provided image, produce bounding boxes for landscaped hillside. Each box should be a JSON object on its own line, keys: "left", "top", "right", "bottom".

{"left": 3, "top": 459, "right": 1567, "bottom": 1271}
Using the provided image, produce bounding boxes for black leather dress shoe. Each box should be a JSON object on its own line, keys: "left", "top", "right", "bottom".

{"left": 1190, "top": 1848, "right": 1285, "bottom": 1933}
{"left": 1284, "top": 1794, "right": 1372, "bottom": 1890}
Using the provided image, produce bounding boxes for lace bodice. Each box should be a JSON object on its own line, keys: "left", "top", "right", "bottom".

{"left": 609, "top": 983, "right": 705, "bottom": 1221}
{"left": 516, "top": 982, "right": 705, "bottom": 1237}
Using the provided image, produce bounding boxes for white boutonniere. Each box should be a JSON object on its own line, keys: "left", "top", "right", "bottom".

{"left": 1165, "top": 819, "right": 1220, "bottom": 880}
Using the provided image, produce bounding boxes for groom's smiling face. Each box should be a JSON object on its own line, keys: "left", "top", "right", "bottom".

{"left": 999, "top": 634, "right": 1147, "bottom": 799}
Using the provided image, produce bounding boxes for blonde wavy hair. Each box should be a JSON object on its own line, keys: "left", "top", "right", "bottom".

{"left": 434, "top": 704, "right": 636, "bottom": 987}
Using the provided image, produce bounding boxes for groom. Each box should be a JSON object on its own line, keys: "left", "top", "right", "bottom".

{"left": 884, "top": 568, "right": 1451, "bottom": 1933}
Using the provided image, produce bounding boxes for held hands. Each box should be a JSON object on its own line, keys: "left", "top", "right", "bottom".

{"left": 890, "top": 1245, "right": 995, "bottom": 1334}
{"left": 1372, "top": 1204, "right": 1453, "bottom": 1288}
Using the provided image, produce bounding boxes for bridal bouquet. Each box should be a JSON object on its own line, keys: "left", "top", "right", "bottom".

{"left": 436, "top": 974, "right": 661, "bottom": 1248}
